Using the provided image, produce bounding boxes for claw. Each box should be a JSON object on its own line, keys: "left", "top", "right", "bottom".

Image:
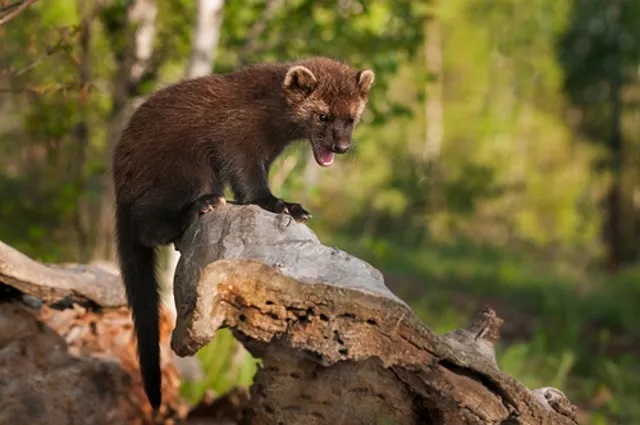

{"left": 261, "top": 198, "right": 312, "bottom": 222}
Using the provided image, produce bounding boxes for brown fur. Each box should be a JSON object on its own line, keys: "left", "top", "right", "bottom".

{"left": 111, "top": 57, "right": 374, "bottom": 409}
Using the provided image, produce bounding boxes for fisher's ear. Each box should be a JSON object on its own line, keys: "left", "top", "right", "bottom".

{"left": 283, "top": 66, "right": 318, "bottom": 97}
{"left": 356, "top": 69, "right": 375, "bottom": 94}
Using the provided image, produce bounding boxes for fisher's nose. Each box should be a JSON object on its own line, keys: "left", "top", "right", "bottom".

{"left": 333, "top": 140, "right": 351, "bottom": 153}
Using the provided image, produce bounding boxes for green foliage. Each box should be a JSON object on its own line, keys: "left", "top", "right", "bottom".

{"left": 180, "top": 329, "right": 259, "bottom": 404}
{"left": 559, "top": 0, "right": 640, "bottom": 130}
{"left": 98, "top": 2, "right": 132, "bottom": 60}
{"left": 218, "top": 0, "right": 425, "bottom": 120}
{"left": 33, "top": 0, "right": 79, "bottom": 27}
{"left": 558, "top": 0, "right": 640, "bottom": 263}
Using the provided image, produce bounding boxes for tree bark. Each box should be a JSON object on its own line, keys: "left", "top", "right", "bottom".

{"left": 0, "top": 241, "right": 181, "bottom": 424}
{"left": 0, "top": 240, "right": 125, "bottom": 307}
{"left": 0, "top": 201, "right": 579, "bottom": 423}
{"left": 0, "top": 0, "right": 38, "bottom": 26}
{"left": 170, "top": 205, "right": 578, "bottom": 425}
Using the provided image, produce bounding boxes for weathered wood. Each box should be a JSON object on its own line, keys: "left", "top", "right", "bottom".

{"left": 0, "top": 204, "right": 579, "bottom": 424}
{"left": 0, "top": 242, "right": 182, "bottom": 425}
{"left": 0, "top": 301, "right": 182, "bottom": 425}
{"left": 0, "top": 241, "right": 126, "bottom": 307}
{"left": 171, "top": 204, "right": 578, "bottom": 425}
{"left": 0, "top": 302, "right": 128, "bottom": 424}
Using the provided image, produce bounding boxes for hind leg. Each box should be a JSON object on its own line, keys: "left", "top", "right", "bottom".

{"left": 136, "top": 194, "right": 225, "bottom": 248}
{"left": 179, "top": 186, "right": 227, "bottom": 229}
{"left": 134, "top": 169, "right": 226, "bottom": 247}
{"left": 137, "top": 215, "right": 183, "bottom": 247}
{"left": 190, "top": 194, "right": 227, "bottom": 215}
{"left": 135, "top": 195, "right": 225, "bottom": 248}
{"left": 169, "top": 194, "right": 226, "bottom": 251}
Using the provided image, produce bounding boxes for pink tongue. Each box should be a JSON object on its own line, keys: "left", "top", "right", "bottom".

{"left": 313, "top": 146, "right": 335, "bottom": 167}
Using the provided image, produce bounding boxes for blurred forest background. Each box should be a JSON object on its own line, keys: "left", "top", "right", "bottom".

{"left": 1, "top": 0, "right": 639, "bottom": 423}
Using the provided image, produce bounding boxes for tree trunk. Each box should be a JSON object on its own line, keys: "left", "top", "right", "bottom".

{"left": 606, "top": 0, "right": 623, "bottom": 272}
{"left": 185, "top": 0, "right": 225, "bottom": 78}
{"left": 423, "top": 11, "right": 444, "bottom": 162}
{"left": 0, "top": 205, "right": 579, "bottom": 424}
{"left": 0, "top": 241, "right": 182, "bottom": 424}
{"left": 72, "top": 0, "right": 92, "bottom": 261}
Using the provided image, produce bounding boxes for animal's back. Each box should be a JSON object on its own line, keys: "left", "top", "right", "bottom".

{"left": 113, "top": 65, "right": 288, "bottom": 205}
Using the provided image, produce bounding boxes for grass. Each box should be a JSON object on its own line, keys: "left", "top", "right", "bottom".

{"left": 179, "top": 235, "right": 640, "bottom": 424}
{"left": 180, "top": 328, "right": 259, "bottom": 405}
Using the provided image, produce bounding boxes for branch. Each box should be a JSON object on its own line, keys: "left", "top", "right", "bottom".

{"left": 1, "top": 26, "right": 80, "bottom": 78}
{"left": 0, "top": 240, "right": 126, "bottom": 307}
{"left": 0, "top": 0, "right": 38, "bottom": 26}
{"left": 0, "top": 81, "right": 94, "bottom": 96}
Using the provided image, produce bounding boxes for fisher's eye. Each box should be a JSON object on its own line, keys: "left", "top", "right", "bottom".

{"left": 347, "top": 116, "right": 356, "bottom": 124}
{"left": 317, "top": 113, "right": 329, "bottom": 123}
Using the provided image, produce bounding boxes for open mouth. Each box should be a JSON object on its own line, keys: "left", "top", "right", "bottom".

{"left": 311, "top": 144, "right": 336, "bottom": 167}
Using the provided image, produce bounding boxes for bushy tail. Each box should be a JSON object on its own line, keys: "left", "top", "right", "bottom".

{"left": 115, "top": 207, "right": 162, "bottom": 410}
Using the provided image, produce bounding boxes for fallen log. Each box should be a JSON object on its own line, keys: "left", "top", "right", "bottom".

{"left": 0, "top": 241, "right": 182, "bottom": 425}
{"left": 0, "top": 242, "right": 125, "bottom": 308}
{"left": 172, "top": 204, "right": 578, "bottom": 425}
{"left": 0, "top": 202, "right": 578, "bottom": 424}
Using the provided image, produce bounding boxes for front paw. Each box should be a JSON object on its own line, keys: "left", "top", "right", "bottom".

{"left": 278, "top": 200, "right": 312, "bottom": 222}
